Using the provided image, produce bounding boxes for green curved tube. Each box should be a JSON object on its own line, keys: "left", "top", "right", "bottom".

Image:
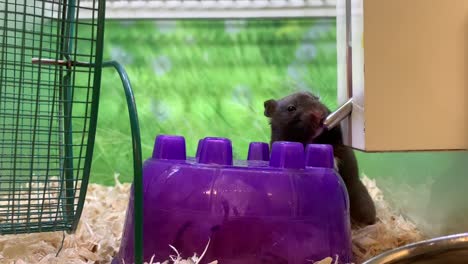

{"left": 102, "top": 60, "right": 143, "bottom": 264}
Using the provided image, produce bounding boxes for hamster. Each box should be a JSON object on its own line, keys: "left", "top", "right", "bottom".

{"left": 263, "top": 91, "right": 376, "bottom": 226}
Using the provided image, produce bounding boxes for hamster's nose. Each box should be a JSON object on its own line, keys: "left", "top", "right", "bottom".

{"left": 307, "top": 110, "right": 324, "bottom": 126}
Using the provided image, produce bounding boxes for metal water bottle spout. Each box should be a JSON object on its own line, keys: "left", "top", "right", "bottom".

{"left": 311, "top": 98, "right": 354, "bottom": 140}
{"left": 323, "top": 98, "right": 354, "bottom": 131}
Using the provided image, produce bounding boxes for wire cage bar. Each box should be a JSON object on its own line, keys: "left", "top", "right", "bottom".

{"left": 0, "top": 0, "right": 106, "bottom": 235}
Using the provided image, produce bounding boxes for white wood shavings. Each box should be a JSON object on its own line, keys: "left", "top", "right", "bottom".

{"left": 0, "top": 173, "right": 424, "bottom": 264}
{"left": 310, "top": 256, "right": 338, "bottom": 264}
{"left": 350, "top": 175, "right": 424, "bottom": 263}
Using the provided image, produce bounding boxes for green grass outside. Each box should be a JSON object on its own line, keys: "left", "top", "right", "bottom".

{"left": 89, "top": 18, "right": 339, "bottom": 185}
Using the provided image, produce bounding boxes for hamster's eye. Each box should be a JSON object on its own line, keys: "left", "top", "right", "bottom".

{"left": 287, "top": 105, "right": 296, "bottom": 112}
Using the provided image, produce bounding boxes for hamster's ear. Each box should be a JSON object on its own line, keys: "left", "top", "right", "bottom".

{"left": 263, "top": 99, "right": 277, "bottom": 117}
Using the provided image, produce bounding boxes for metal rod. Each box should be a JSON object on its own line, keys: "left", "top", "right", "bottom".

{"left": 102, "top": 60, "right": 144, "bottom": 264}
{"left": 323, "top": 98, "right": 353, "bottom": 130}
{"left": 31, "top": 58, "right": 93, "bottom": 68}
{"left": 32, "top": 58, "right": 68, "bottom": 66}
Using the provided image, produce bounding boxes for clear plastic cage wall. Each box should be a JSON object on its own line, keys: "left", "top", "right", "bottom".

{"left": 0, "top": 0, "right": 105, "bottom": 234}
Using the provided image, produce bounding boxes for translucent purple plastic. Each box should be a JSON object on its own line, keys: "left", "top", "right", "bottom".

{"left": 112, "top": 135, "right": 352, "bottom": 264}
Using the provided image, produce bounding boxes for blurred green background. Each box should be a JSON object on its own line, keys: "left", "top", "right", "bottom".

{"left": 91, "top": 18, "right": 467, "bottom": 237}
{"left": 93, "top": 18, "right": 339, "bottom": 184}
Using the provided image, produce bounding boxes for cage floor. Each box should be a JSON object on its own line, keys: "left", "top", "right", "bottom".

{"left": 0, "top": 175, "right": 424, "bottom": 264}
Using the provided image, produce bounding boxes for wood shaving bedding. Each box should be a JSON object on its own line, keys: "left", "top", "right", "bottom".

{"left": 0, "top": 174, "right": 424, "bottom": 264}
{"left": 351, "top": 176, "right": 424, "bottom": 263}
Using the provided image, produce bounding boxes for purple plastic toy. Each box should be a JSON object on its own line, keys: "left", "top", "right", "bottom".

{"left": 113, "top": 135, "right": 352, "bottom": 264}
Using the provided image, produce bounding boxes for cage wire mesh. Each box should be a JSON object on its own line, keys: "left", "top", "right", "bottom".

{"left": 0, "top": 0, "right": 104, "bottom": 235}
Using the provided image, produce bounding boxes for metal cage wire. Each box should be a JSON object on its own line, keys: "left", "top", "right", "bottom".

{"left": 0, "top": 0, "right": 105, "bottom": 234}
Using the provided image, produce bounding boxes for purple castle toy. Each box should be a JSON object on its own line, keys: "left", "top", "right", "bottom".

{"left": 113, "top": 135, "right": 352, "bottom": 264}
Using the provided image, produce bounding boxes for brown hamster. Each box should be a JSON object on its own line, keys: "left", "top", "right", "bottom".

{"left": 264, "top": 91, "right": 376, "bottom": 226}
